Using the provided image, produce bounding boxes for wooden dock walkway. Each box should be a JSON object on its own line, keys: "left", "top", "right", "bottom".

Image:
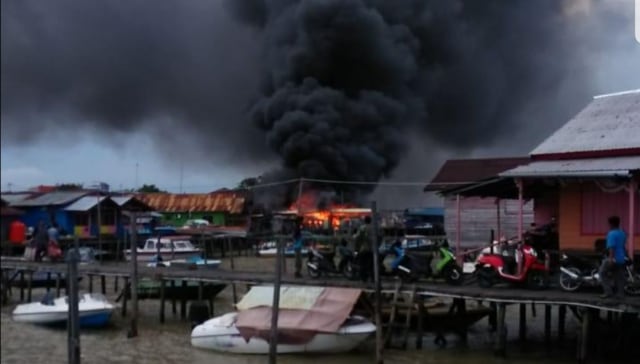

{"left": 2, "top": 257, "right": 638, "bottom": 313}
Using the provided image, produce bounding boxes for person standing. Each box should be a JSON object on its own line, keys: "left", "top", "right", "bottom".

{"left": 293, "top": 218, "right": 304, "bottom": 278}
{"left": 600, "top": 216, "right": 627, "bottom": 299}
{"left": 33, "top": 221, "right": 49, "bottom": 262}
{"left": 353, "top": 216, "right": 374, "bottom": 282}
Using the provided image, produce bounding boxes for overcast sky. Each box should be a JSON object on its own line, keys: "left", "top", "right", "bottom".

{"left": 1, "top": 0, "right": 639, "bottom": 208}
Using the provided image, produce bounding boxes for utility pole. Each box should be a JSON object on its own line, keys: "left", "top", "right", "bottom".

{"left": 135, "top": 162, "right": 139, "bottom": 191}
{"left": 297, "top": 178, "right": 304, "bottom": 213}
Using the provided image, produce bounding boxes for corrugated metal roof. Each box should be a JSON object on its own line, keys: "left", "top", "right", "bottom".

{"left": 111, "top": 196, "right": 133, "bottom": 206}
{"left": 1, "top": 193, "right": 36, "bottom": 205}
{"left": 12, "top": 191, "right": 88, "bottom": 207}
{"left": 500, "top": 156, "right": 640, "bottom": 178}
{"left": 531, "top": 90, "right": 640, "bottom": 156}
{"left": 137, "top": 191, "right": 246, "bottom": 214}
{"left": 425, "top": 157, "right": 530, "bottom": 191}
{"left": 64, "top": 196, "right": 108, "bottom": 211}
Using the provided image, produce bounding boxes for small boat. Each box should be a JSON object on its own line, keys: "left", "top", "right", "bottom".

{"left": 147, "top": 257, "right": 222, "bottom": 270}
{"left": 12, "top": 293, "right": 114, "bottom": 328}
{"left": 256, "top": 241, "right": 308, "bottom": 257}
{"left": 191, "top": 286, "right": 374, "bottom": 354}
{"left": 124, "top": 235, "right": 201, "bottom": 262}
{"left": 191, "top": 313, "right": 375, "bottom": 354}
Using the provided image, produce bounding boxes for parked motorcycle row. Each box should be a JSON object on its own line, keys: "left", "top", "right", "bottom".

{"left": 306, "top": 242, "right": 464, "bottom": 285}
{"left": 306, "top": 239, "right": 640, "bottom": 297}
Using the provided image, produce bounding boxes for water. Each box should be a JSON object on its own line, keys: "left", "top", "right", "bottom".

{"left": 0, "top": 257, "right": 611, "bottom": 364}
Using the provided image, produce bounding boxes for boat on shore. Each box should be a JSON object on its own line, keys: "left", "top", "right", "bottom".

{"left": 12, "top": 293, "right": 114, "bottom": 328}
{"left": 256, "top": 241, "right": 308, "bottom": 257}
{"left": 191, "top": 286, "right": 375, "bottom": 354}
{"left": 124, "top": 236, "right": 201, "bottom": 262}
{"left": 191, "top": 312, "right": 375, "bottom": 354}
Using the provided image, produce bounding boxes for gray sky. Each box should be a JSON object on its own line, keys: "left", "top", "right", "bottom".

{"left": 1, "top": 0, "right": 639, "bottom": 209}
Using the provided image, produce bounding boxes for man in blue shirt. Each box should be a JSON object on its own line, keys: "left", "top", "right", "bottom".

{"left": 600, "top": 216, "right": 628, "bottom": 299}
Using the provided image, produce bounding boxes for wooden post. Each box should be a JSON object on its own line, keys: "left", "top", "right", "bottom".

{"left": 89, "top": 274, "right": 94, "bottom": 293}
{"left": 455, "top": 194, "right": 461, "bottom": 264}
{"left": 159, "top": 279, "right": 166, "bottom": 324}
{"left": 114, "top": 276, "right": 119, "bottom": 293}
{"left": 128, "top": 211, "right": 139, "bottom": 338}
{"left": 97, "top": 195, "right": 102, "bottom": 263}
{"left": 268, "top": 220, "right": 284, "bottom": 364}
{"left": 67, "top": 237, "right": 81, "bottom": 364}
{"left": 56, "top": 273, "right": 62, "bottom": 297}
{"left": 544, "top": 305, "right": 552, "bottom": 353}
{"left": 46, "top": 272, "right": 52, "bottom": 293}
{"left": 198, "top": 281, "right": 204, "bottom": 300}
{"left": 519, "top": 303, "right": 527, "bottom": 343}
{"left": 180, "top": 280, "right": 187, "bottom": 319}
{"left": 228, "top": 237, "right": 238, "bottom": 304}
{"left": 495, "top": 303, "right": 507, "bottom": 357}
{"left": 558, "top": 305, "right": 566, "bottom": 345}
{"left": 577, "top": 309, "right": 591, "bottom": 364}
{"left": 101, "top": 275, "right": 106, "bottom": 295}
{"left": 488, "top": 302, "right": 497, "bottom": 332}
{"left": 496, "top": 198, "right": 502, "bottom": 240}
{"left": 371, "top": 201, "right": 383, "bottom": 364}
{"left": 416, "top": 296, "right": 424, "bottom": 350}
{"left": 19, "top": 270, "right": 24, "bottom": 302}
{"left": 171, "top": 280, "right": 177, "bottom": 315}
{"left": 629, "top": 179, "right": 637, "bottom": 262}
{"left": 121, "top": 277, "right": 128, "bottom": 317}
{"left": 26, "top": 270, "right": 33, "bottom": 302}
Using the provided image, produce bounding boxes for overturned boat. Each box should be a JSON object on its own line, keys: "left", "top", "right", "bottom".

{"left": 12, "top": 293, "right": 114, "bottom": 328}
{"left": 191, "top": 286, "right": 375, "bottom": 354}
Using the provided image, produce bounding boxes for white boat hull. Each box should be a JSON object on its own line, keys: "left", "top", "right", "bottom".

{"left": 12, "top": 293, "right": 114, "bottom": 327}
{"left": 191, "top": 313, "right": 375, "bottom": 354}
{"left": 124, "top": 250, "right": 201, "bottom": 262}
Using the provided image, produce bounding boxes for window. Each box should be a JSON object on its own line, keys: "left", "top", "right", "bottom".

{"left": 581, "top": 183, "right": 640, "bottom": 235}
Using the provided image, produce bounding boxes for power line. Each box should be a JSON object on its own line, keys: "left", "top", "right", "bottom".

{"left": 248, "top": 177, "right": 428, "bottom": 190}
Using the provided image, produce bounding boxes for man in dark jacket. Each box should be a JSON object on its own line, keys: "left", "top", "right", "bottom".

{"left": 33, "top": 221, "right": 48, "bottom": 262}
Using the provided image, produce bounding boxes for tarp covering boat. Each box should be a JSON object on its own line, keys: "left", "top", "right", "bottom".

{"left": 234, "top": 286, "right": 362, "bottom": 345}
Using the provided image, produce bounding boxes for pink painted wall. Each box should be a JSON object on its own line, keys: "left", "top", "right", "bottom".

{"left": 534, "top": 191, "right": 559, "bottom": 226}
{"left": 581, "top": 183, "right": 640, "bottom": 235}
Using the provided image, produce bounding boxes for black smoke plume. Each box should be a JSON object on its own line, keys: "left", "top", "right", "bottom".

{"left": 2, "top": 0, "right": 638, "bottom": 208}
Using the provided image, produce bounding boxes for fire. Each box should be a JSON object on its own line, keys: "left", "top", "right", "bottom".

{"left": 287, "top": 190, "right": 370, "bottom": 230}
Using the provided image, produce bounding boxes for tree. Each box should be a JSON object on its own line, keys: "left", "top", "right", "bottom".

{"left": 237, "top": 176, "right": 262, "bottom": 189}
{"left": 137, "top": 184, "right": 165, "bottom": 193}
{"left": 56, "top": 183, "right": 83, "bottom": 191}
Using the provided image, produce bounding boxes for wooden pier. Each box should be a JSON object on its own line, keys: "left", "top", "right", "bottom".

{"left": 2, "top": 257, "right": 639, "bottom": 363}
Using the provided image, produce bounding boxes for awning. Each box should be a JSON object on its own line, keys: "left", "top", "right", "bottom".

{"left": 234, "top": 286, "right": 362, "bottom": 345}
{"left": 500, "top": 156, "right": 640, "bottom": 179}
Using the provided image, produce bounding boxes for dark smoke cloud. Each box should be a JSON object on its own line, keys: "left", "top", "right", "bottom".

{"left": 2, "top": 0, "right": 638, "bottom": 207}
{"left": 227, "top": 0, "right": 639, "bottom": 206}
{"left": 1, "top": 0, "right": 268, "bottom": 164}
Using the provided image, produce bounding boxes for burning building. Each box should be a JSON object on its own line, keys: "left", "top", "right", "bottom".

{"left": 277, "top": 191, "right": 371, "bottom": 233}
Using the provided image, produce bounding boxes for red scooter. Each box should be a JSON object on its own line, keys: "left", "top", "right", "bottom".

{"left": 475, "top": 243, "right": 550, "bottom": 289}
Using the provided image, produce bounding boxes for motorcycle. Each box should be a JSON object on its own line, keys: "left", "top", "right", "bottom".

{"left": 306, "top": 247, "right": 342, "bottom": 278}
{"left": 475, "top": 242, "right": 550, "bottom": 289}
{"left": 559, "top": 253, "right": 640, "bottom": 295}
{"left": 339, "top": 245, "right": 393, "bottom": 280}
{"left": 395, "top": 245, "right": 464, "bottom": 285}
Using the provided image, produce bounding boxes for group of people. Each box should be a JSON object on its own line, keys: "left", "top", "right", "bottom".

{"left": 29, "top": 220, "right": 61, "bottom": 262}
{"left": 292, "top": 216, "right": 405, "bottom": 282}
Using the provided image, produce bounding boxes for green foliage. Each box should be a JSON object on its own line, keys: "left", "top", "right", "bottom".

{"left": 56, "top": 183, "right": 83, "bottom": 191}
{"left": 137, "top": 184, "right": 165, "bottom": 193}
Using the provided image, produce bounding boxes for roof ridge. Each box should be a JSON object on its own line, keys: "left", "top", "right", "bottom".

{"left": 593, "top": 89, "right": 640, "bottom": 99}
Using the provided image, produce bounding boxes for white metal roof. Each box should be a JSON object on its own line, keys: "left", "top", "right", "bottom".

{"left": 64, "top": 196, "right": 108, "bottom": 211}
{"left": 531, "top": 90, "right": 640, "bottom": 156}
{"left": 500, "top": 156, "right": 640, "bottom": 178}
{"left": 111, "top": 196, "right": 133, "bottom": 206}
{"left": 12, "top": 191, "right": 88, "bottom": 207}
{"left": 0, "top": 193, "right": 34, "bottom": 205}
